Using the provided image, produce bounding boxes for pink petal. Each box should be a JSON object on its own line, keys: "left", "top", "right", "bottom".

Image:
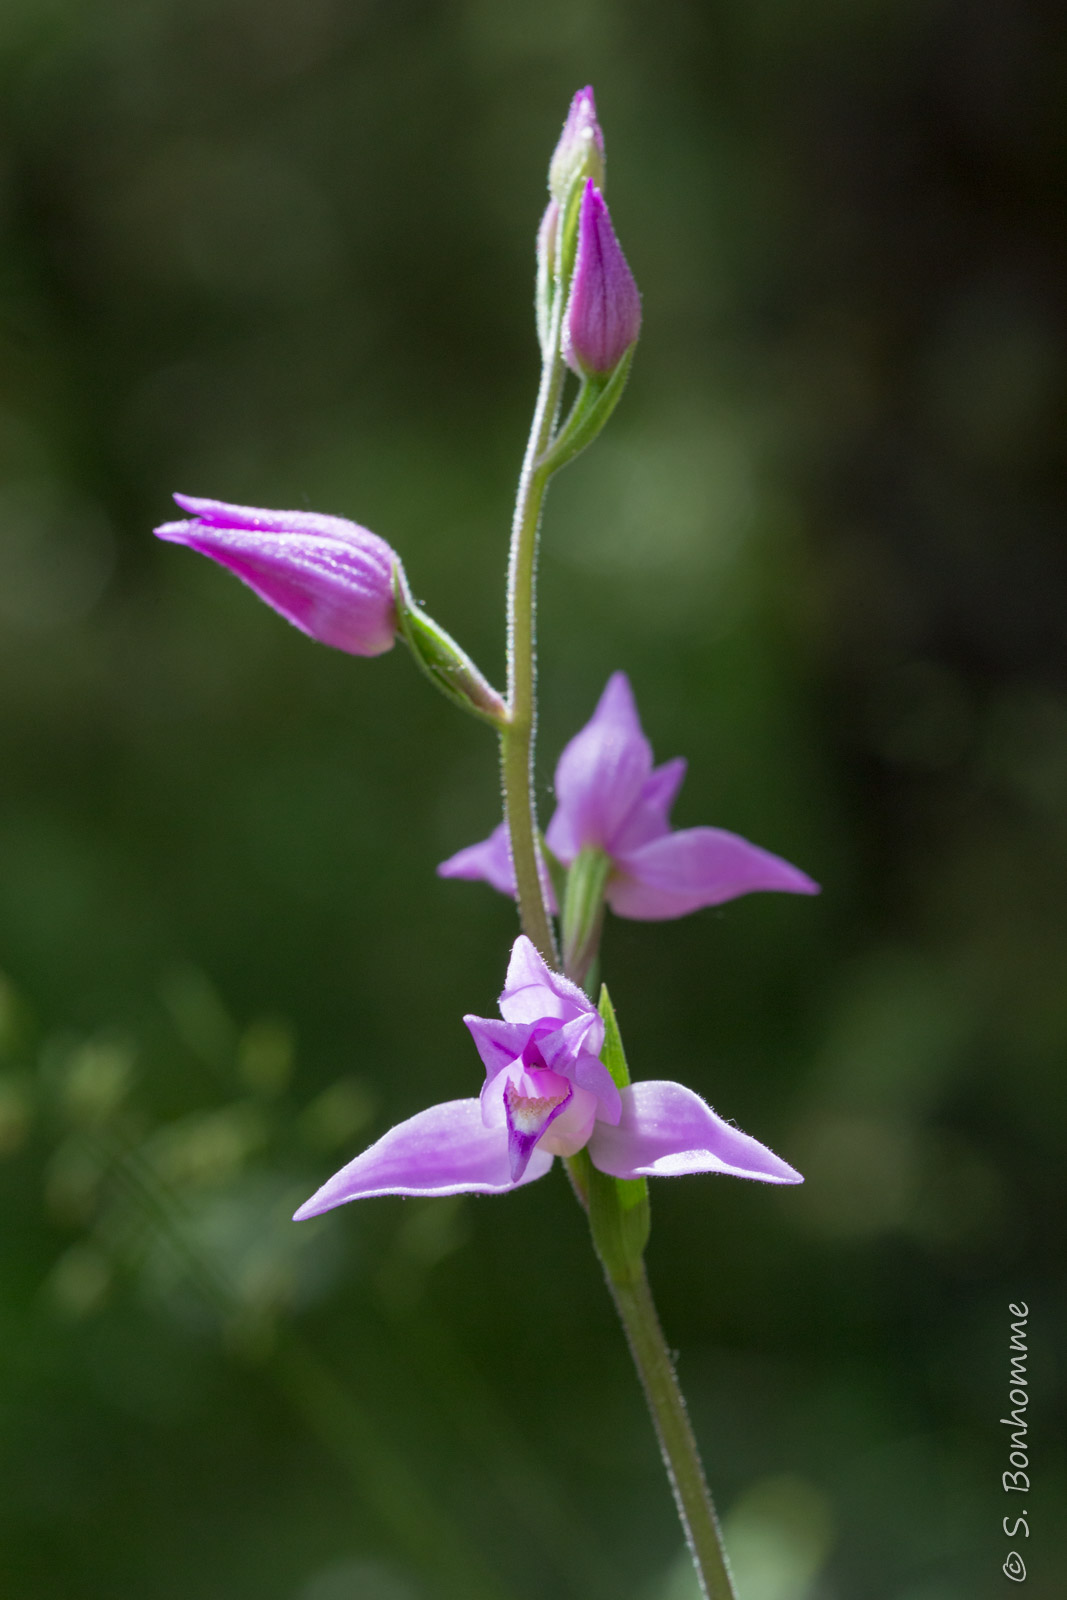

{"left": 438, "top": 823, "right": 516, "bottom": 897}
{"left": 172, "top": 494, "right": 365, "bottom": 540}
{"left": 610, "top": 757, "right": 688, "bottom": 855}
{"left": 588, "top": 1081, "right": 802, "bottom": 1183}
{"left": 568, "top": 1049, "right": 621, "bottom": 1124}
{"left": 292, "top": 1098, "right": 552, "bottom": 1216}
{"left": 156, "top": 499, "right": 398, "bottom": 657}
{"left": 549, "top": 86, "right": 605, "bottom": 204}
{"left": 534, "top": 1008, "right": 604, "bottom": 1073}
{"left": 537, "top": 1019, "right": 619, "bottom": 1124}
{"left": 609, "top": 827, "right": 820, "bottom": 921}
{"left": 462, "top": 1015, "right": 528, "bottom": 1079}
{"left": 561, "top": 182, "right": 642, "bottom": 377}
{"left": 546, "top": 672, "right": 653, "bottom": 861}
{"left": 436, "top": 822, "right": 558, "bottom": 912}
{"left": 499, "top": 935, "right": 591, "bottom": 1026}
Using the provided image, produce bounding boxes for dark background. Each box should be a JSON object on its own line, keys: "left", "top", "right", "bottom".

{"left": 1, "top": 3, "right": 1064, "bottom": 1597}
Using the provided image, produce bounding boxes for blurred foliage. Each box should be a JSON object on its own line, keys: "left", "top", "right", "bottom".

{"left": 1, "top": 2, "right": 1065, "bottom": 1598}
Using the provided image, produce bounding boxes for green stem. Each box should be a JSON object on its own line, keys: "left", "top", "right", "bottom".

{"left": 566, "top": 990, "right": 737, "bottom": 1600}
{"left": 608, "top": 1265, "right": 738, "bottom": 1600}
{"left": 501, "top": 302, "right": 568, "bottom": 964}
{"left": 502, "top": 209, "right": 733, "bottom": 1600}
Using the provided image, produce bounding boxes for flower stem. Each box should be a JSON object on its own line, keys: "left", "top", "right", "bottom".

{"left": 608, "top": 1264, "right": 738, "bottom": 1600}
{"left": 566, "top": 993, "right": 737, "bottom": 1600}
{"left": 501, "top": 226, "right": 734, "bottom": 1600}
{"left": 501, "top": 307, "right": 568, "bottom": 964}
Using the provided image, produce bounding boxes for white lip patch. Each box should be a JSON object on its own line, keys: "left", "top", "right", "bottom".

{"left": 505, "top": 1084, "right": 568, "bottom": 1137}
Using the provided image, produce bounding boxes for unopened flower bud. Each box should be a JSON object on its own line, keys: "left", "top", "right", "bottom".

{"left": 155, "top": 494, "right": 400, "bottom": 657}
{"left": 548, "top": 86, "right": 605, "bottom": 204}
{"left": 535, "top": 199, "right": 560, "bottom": 354}
{"left": 561, "top": 181, "right": 641, "bottom": 378}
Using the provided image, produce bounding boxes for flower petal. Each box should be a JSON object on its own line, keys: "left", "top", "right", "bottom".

{"left": 171, "top": 494, "right": 365, "bottom": 540}
{"left": 292, "top": 1098, "right": 552, "bottom": 1216}
{"left": 571, "top": 1049, "right": 622, "bottom": 1124}
{"left": 536, "top": 1017, "right": 620, "bottom": 1124}
{"left": 549, "top": 86, "right": 605, "bottom": 204}
{"left": 610, "top": 757, "right": 688, "bottom": 855}
{"left": 535, "top": 1008, "right": 604, "bottom": 1073}
{"left": 561, "top": 182, "right": 642, "bottom": 377}
{"left": 437, "top": 822, "right": 558, "bottom": 912}
{"left": 499, "top": 935, "right": 592, "bottom": 1026}
{"left": 462, "top": 1015, "right": 528, "bottom": 1079}
{"left": 546, "top": 673, "right": 652, "bottom": 861}
{"left": 437, "top": 823, "right": 516, "bottom": 897}
{"left": 609, "top": 827, "right": 820, "bottom": 921}
{"left": 588, "top": 1081, "right": 802, "bottom": 1183}
{"left": 157, "top": 496, "right": 399, "bottom": 657}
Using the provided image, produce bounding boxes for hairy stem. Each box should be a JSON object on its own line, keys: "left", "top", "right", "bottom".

{"left": 608, "top": 1265, "right": 738, "bottom": 1600}
{"left": 501, "top": 304, "right": 568, "bottom": 963}
{"left": 501, "top": 208, "right": 734, "bottom": 1600}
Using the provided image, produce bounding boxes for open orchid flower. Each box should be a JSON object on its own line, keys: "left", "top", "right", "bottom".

{"left": 439, "top": 672, "right": 819, "bottom": 921}
{"left": 293, "top": 936, "right": 800, "bottom": 1217}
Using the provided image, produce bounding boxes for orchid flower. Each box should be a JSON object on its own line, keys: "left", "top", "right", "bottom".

{"left": 155, "top": 494, "right": 402, "bottom": 657}
{"left": 157, "top": 87, "right": 816, "bottom": 1600}
{"left": 439, "top": 671, "right": 818, "bottom": 921}
{"left": 293, "top": 936, "right": 799, "bottom": 1218}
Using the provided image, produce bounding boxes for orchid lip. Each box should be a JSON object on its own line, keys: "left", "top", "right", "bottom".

{"left": 504, "top": 1072, "right": 573, "bottom": 1182}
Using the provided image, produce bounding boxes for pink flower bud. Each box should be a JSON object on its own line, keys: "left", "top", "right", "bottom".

{"left": 548, "top": 86, "right": 605, "bottom": 203}
{"left": 561, "top": 181, "right": 641, "bottom": 378}
{"left": 154, "top": 494, "right": 400, "bottom": 657}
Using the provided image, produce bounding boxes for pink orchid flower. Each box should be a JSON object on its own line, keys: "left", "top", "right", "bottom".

{"left": 293, "top": 936, "right": 800, "bottom": 1217}
{"left": 438, "top": 672, "right": 819, "bottom": 921}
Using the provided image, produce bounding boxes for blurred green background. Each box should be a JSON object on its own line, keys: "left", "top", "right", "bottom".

{"left": 1, "top": 2, "right": 1064, "bottom": 1597}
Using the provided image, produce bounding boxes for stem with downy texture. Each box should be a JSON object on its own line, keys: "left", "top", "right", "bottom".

{"left": 501, "top": 296, "right": 567, "bottom": 965}
{"left": 502, "top": 249, "right": 736, "bottom": 1600}
{"left": 608, "top": 1265, "right": 738, "bottom": 1600}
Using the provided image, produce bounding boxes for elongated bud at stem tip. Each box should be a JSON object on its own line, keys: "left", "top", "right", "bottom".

{"left": 562, "top": 181, "right": 641, "bottom": 378}
{"left": 549, "top": 85, "right": 605, "bottom": 204}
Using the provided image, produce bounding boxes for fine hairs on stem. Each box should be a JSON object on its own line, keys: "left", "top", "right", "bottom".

{"left": 157, "top": 86, "right": 816, "bottom": 1600}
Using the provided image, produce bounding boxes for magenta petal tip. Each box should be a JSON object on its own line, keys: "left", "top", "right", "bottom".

{"left": 549, "top": 86, "right": 605, "bottom": 202}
